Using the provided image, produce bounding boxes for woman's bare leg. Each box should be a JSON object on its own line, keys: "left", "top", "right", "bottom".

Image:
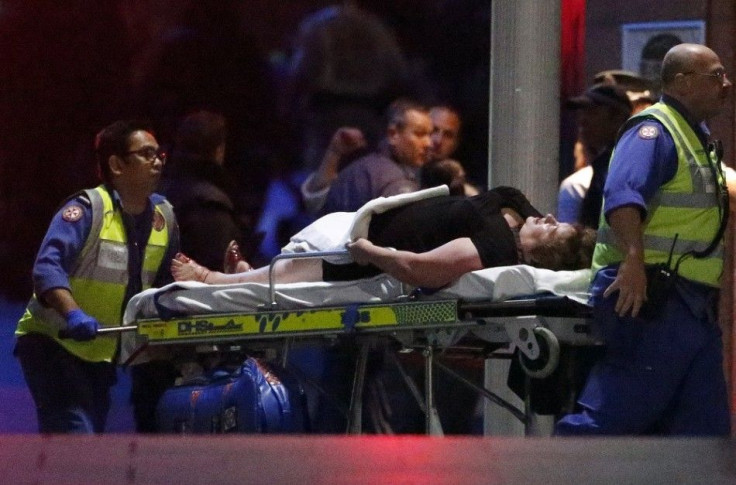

{"left": 171, "top": 253, "right": 324, "bottom": 284}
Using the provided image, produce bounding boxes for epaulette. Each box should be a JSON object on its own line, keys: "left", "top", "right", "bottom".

{"left": 75, "top": 193, "right": 92, "bottom": 207}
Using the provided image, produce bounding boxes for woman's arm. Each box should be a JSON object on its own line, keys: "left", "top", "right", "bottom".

{"left": 491, "top": 185, "right": 543, "bottom": 218}
{"left": 347, "top": 237, "right": 483, "bottom": 288}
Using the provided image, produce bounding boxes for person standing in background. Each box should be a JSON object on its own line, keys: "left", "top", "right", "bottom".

{"left": 427, "top": 105, "right": 479, "bottom": 196}
{"left": 159, "top": 111, "right": 248, "bottom": 272}
{"left": 558, "top": 72, "right": 654, "bottom": 227}
{"left": 320, "top": 98, "right": 432, "bottom": 214}
{"left": 557, "top": 84, "right": 632, "bottom": 228}
{"left": 286, "top": 2, "right": 409, "bottom": 170}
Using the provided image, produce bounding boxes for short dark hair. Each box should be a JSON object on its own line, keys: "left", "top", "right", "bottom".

{"left": 528, "top": 224, "right": 597, "bottom": 271}
{"left": 420, "top": 159, "right": 466, "bottom": 196}
{"left": 642, "top": 33, "right": 682, "bottom": 61}
{"left": 95, "top": 119, "right": 154, "bottom": 183}
{"left": 566, "top": 84, "right": 633, "bottom": 116}
{"left": 386, "top": 98, "right": 428, "bottom": 130}
{"left": 173, "top": 110, "right": 227, "bottom": 162}
{"left": 431, "top": 104, "right": 461, "bottom": 119}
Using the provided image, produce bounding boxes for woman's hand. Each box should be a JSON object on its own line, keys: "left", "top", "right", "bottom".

{"left": 346, "top": 238, "right": 376, "bottom": 265}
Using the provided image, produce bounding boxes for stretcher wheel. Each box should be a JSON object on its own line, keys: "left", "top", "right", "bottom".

{"left": 517, "top": 326, "right": 560, "bottom": 379}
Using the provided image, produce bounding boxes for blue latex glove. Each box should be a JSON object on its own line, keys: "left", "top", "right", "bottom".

{"left": 60, "top": 309, "right": 99, "bottom": 341}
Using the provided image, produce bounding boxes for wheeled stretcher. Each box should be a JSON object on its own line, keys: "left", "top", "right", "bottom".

{"left": 115, "top": 253, "right": 600, "bottom": 435}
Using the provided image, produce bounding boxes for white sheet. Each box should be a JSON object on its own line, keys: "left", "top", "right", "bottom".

{"left": 123, "top": 265, "right": 591, "bottom": 326}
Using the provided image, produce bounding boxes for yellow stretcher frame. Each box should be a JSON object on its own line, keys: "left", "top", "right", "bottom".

{"left": 112, "top": 252, "right": 600, "bottom": 435}
{"left": 135, "top": 300, "right": 459, "bottom": 345}
{"left": 114, "top": 296, "right": 599, "bottom": 435}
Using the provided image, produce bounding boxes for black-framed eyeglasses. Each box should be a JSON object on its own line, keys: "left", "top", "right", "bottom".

{"left": 683, "top": 70, "right": 729, "bottom": 83}
{"left": 124, "top": 146, "right": 167, "bottom": 163}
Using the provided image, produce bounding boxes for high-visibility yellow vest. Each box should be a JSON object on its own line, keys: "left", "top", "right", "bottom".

{"left": 593, "top": 102, "right": 726, "bottom": 287}
{"left": 16, "top": 186, "right": 175, "bottom": 362}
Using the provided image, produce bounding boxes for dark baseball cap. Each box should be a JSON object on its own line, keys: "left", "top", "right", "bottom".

{"left": 566, "top": 84, "right": 633, "bottom": 114}
{"left": 593, "top": 70, "right": 652, "bottom": 92}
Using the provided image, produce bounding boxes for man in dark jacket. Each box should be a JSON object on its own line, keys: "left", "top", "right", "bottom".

{"left": 159, "top": 111, "right": 247, "bottom": 271}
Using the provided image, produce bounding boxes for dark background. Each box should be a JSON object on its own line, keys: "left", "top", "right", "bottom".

{"left": 0, "top": 0, "right": 492, "bottom": 302}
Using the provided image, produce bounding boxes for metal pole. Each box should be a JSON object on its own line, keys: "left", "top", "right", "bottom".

{"left": 489, "top": 0, "right": 561, "bottom": 213}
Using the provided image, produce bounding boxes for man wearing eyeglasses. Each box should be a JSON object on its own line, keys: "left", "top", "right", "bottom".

{"left": 14, "top": 120, "right": 179, "bottom": 433}
{"left": 556, "top": 44, "right": 732, "bottom": 436}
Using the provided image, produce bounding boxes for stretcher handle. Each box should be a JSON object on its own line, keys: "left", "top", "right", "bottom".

{"left": 97, "top": 325, "right": 138, "bottom": 334}
{"left": 57, "top": 325, "right": 137, "bottom": 339}
{"left": 268, "top": 249, "right": 350, "bottom": 307}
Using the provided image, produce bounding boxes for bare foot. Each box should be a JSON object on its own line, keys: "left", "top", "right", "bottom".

{"left": 171, "top": 253, "right": 211, "bottom": 282}
{"left": 223, "top": 240, "right": 253, "bottom": 273}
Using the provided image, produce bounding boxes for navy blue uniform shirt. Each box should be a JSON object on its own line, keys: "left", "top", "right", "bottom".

{"left": 32, "top": 185, "right": 179, "bottom": 312}
{"left": 603, "top": 95, "right": 709, "bottom": 223}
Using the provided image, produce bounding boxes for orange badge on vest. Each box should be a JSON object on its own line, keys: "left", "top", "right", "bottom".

{"left": 62, "top": 205, "right": 84, "bottom": 222}
{"left": 152, "top": 210, "right": 165, "bottom": 232}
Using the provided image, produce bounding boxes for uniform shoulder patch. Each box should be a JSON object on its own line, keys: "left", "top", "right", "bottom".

{"left": 638, "top": 125, "right": 659, "bottom": 140}
{"left": 62, "top": 204, "right": 84, "bottom": 222}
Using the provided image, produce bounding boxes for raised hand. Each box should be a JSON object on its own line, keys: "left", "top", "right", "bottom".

{"left": 329, "top": 127, "right": 366, "bottom": 158}
{"left": 223, "top": 240, "right": 252, "bottom": 273}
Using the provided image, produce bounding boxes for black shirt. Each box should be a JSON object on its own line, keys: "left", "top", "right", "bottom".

{"left": 323, "top": 186, "right": 542, "bottom": 281}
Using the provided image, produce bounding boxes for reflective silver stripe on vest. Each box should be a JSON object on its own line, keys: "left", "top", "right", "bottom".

{"left": 645, "top": 107, "right": 708, "bottom": 194}
{"left": 72, "top": 240, "right": 128, "bottom": 283}
{"left": 597, "top": 226, "right": 724, "bottom": 259}
{"left": 77, "top": 188, "right": 106, "bottom": 262}
{"left": 648, "top": 192, "right": 718, "bottom": 209}
{"left": 156, "top": 199, "right": 175, "bottom": 230}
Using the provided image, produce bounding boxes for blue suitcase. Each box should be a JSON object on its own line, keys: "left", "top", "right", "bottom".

{"left": 156, "top": 357, "right": 308, "bottom": 433}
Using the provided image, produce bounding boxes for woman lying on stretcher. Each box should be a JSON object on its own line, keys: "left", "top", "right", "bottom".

{"left": 172, "top": 187, "right": 596, "bottom": 289}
